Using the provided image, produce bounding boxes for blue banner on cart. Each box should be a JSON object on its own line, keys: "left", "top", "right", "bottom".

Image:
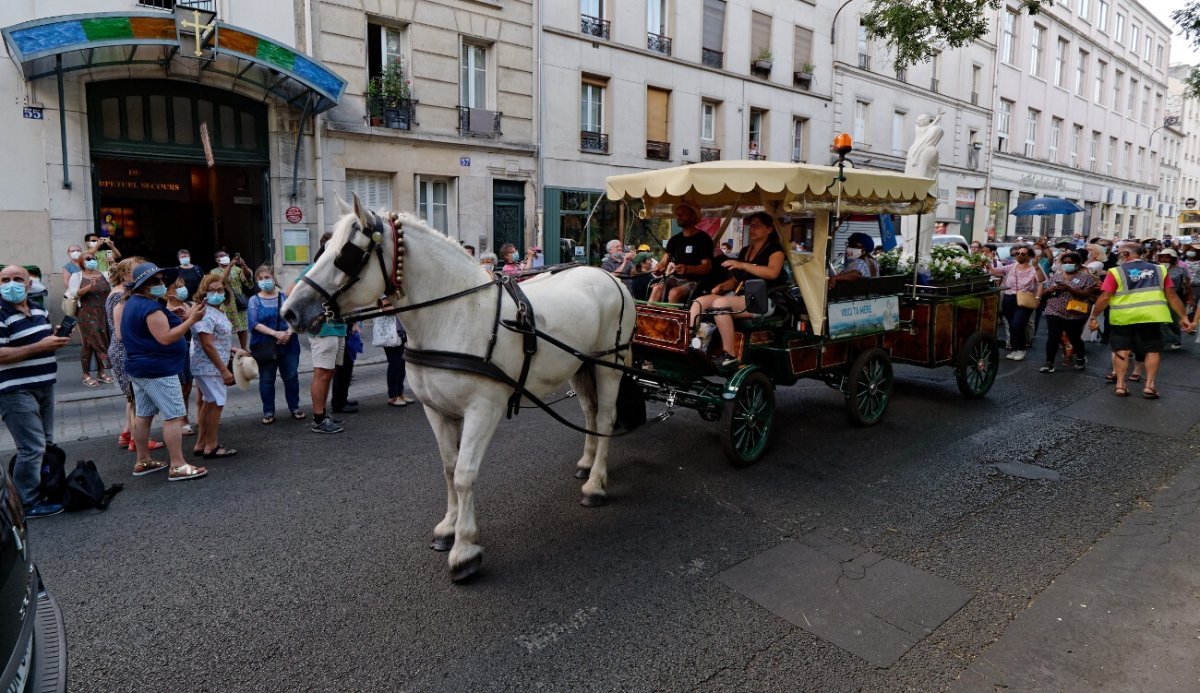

{"left": 828, "top": 296, "right": 900, "bottom": 339}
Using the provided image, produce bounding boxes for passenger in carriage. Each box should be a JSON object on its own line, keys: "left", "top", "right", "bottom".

{"left": 828, "top": 233, "right": 876, "bottom": 289}
{"left": 649, "top": 202, "right": 713, "bottom": 303}
{"left": 688, "top": 212, "right": 787, "bottom": 369}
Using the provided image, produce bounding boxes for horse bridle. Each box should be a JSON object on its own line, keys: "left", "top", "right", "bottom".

{"left": 298, "top": 211, "right": 401, "bottom": 323}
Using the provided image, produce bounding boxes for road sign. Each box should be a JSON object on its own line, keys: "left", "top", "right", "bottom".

{"left": 285, "top": 206, "right": 303, "bottom": 223}
{"left": 1187, "top": 198, "right": 1197, "bottom": 209}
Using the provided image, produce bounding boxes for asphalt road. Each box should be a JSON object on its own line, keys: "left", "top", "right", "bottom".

{"left": 28, "top": 342, "right": 1200, "bottom": 692}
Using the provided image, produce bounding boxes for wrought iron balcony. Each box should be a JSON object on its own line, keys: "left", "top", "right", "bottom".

{"left": 700, "top": 146, "right": 721, "bottom": 162}
{"left": 646, "top": 140, "right": 671, "bottom": 161}
{"left": 702, "top": 48, "right": 724, "bottom": 68}
{"left": 580, "top": 15, "right": 610, "bottom": 40}
{"left": 458, "top": 106, "right": 502, "bottom": 137}
{"left": 858, "top": 53, "right": 871, "bottom": 70}
{"left": 749, "top": 153, "right": 767, "bottom": 161}
{"left": 368, "top": 96, "right": 416, "bottom": 130}
{"left": 896, "top": 68, "right": 907, "bottom": 83}
{"left": 647, "top": 32, "right": 672, "bottom": 56}
{"left": 581, "top": 130, "right": 609, "bottom": 153}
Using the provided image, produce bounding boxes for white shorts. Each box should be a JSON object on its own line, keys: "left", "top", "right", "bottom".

{"left": 310, "top": 335, "right": 344, "bottom": 370}
{"left": 193, "top": 374, "right": 228, "bottom": 407}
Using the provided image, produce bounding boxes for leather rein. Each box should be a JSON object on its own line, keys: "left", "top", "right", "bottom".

{"left": 297, "top": 213, "right": 640, "bottom": 437}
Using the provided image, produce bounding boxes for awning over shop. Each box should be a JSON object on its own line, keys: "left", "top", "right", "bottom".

{"left": 2, "top": 12, "right": 345, "bottom": 112}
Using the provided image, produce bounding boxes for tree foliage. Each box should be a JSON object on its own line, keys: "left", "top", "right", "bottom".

{"left": 1172, "top": 3, "right": 1200, "bottom": 98}
{"left": 862, "top": 0, "right": 1048, "bottom": 69}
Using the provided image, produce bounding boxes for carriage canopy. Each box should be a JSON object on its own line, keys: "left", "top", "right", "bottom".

{"left": 605, "top": 160, "right": 936, "bottom": 336}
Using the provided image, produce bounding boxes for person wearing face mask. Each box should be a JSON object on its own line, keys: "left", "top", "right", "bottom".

{"left": 497, "top": 243, "right": 524, "bottom": 277}
{"left": 0, "top": 264, "right": 72, "bottom": 518}
{"left": 165, "top": 277, "right": 198, "bottom": 437}
{"left": 61, "top": 244, "right": 84, "bottom": 287}
{"left": 107, "top": 257, "right": 166, "bottom": 451}
{"left": 83, "top": 233, "right": 121, "bottom": 273}
{"left": 24, "top": 267, "right": 48, "bottom": 310}
{"left": 479, "top": 251, "right": 498, "bottom": 272}
{"left": 1037, "top": 251, "right": 1099, "bottom": 373}
{"left": 210, "top": 250, "right": 252, "bottom": 350}
{"left": 987, "top": 244, "right": 1039, "bottom": 360}
{"left": 828, "top": 237, "right": 872, "bottom": 289}
{"left": 175, "top": 248, "right": 204, "bottom": 299}
{"left": 189, "top": 275, "right": 241, "bottom": 458}
{"left": 120, "top": 263, "right": 208, "bottom": 481}
{"left": 68, "top": 252, "right": 114, "bottom": 387}
{"left": 247, "top": 265, "right": 303, "bottom": 424}
{"left": 1156, "top": 249, "right": 1192, "bottom": 350}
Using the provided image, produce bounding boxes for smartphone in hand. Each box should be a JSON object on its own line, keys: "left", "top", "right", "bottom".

{"left": 56, "top": 316, "right": 77, "bottom": 338}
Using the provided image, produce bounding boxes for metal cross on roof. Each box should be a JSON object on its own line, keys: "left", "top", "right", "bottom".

{"left": 175, "top": 5, "right": 217, "bottom": 58}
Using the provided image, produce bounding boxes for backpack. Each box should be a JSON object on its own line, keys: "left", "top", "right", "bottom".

{"left": 7, "top": 443, "right": 67, "bottom": 505}
{"left": 63, "top": 461, "right": 123, "bottom": 512}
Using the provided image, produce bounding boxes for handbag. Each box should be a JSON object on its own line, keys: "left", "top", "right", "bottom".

{"left": 61, "top": 293, "right": 78, "bottom": 317}
{"left": 250, "top": 295, "right": 285, "bottom": 364}
{"left": 1066, "top": 298, "right": 1090, "bottom": 315}
{"left": 1016, "top": 290, "right": 1038, "bottom": 309}
{"left": 234, "top": 291, "right": 249, "bottom": 311}
{"left": 372, "top": 315, "right": 404, "bottom": 348}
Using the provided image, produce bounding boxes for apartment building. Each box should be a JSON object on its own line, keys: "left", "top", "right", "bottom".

{"left": 987, "top": 0, "right": 1171, "bottom": 240}
{"left": 833, "top": 0, "right": 996, "bottom": 239}
{"left": 316, "top": 0, "right": 536, "bottom": 256}
{"left": 540, "top": 0, "right": 836, "bottom": 263}
{"left": 1170, "top": 63, "right": 1200, "bottom": 237}
{"left": 0, "top": 0, "right": 339, "bottom": 303}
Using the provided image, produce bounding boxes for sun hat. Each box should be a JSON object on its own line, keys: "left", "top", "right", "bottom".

{"left": 232, "top": 352, "right": 258, "bottom": 391}
{"left": 637, "top": 244, "right": 652, "bottom": 252}
{"left": 129, "top": 262, "right": 179, "bottom": 291}
{"left": 671, "top": 201, "right": 701, "bottom": 217}
{"left": 1158, "top": 248, "right": 1179, "bottom": 258}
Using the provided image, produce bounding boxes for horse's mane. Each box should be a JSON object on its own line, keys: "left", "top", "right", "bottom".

{"left": 331, "top": 207, "right": 488, "bottom": 281}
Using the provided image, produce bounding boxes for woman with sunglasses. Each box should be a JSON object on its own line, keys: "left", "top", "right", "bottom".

{"left": 987, "top": 245, "right": 1040, "bottom": 360}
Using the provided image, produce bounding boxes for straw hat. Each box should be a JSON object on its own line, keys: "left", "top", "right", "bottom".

{"left": 232, "top": 352, "right": 258, "bottom": 390}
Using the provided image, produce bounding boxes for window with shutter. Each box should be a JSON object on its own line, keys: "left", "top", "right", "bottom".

{"left": 646, "top": 88, "right": 670, "bottom": 142}
{"left": 751, "top": 12, "right": 771, "bottom": 61}
{"left": 702, "top": 0, "right": 725, "bottom": 52}
{"left": 346, "top": 172, "right": 393, "bottom": 212}
{"left": 793, "top": 26, "right": 813, "bottom": 73}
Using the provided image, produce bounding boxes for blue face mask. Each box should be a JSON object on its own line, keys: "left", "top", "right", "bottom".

{"left": 1061, "top": 263, "right": 1077, "bottom": 273}
{"left": 83, "top": 260, "right": 98, "bottom": 271}
{"left": 0, "top": 282, "right": 27, "bottom": 304}
{"left": 257, "top": 279, "right": 274, "bottom": 292}
{"left": 175, "top": 286, "right": 190, "bottom": 300}
{"left": 206, "top": 292, "right": 225, "bottom": 306}
{"left": 148, "top": 284, "right": 168, "bottom": 298}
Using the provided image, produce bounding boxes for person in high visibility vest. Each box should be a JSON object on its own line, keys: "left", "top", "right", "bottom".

{"left": 1089, "top": 243, "right": 1193, "bottom": 399}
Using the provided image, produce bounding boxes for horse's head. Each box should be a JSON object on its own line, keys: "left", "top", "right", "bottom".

{"left": 282, "top": 192, "right": 393, "bottom": 334}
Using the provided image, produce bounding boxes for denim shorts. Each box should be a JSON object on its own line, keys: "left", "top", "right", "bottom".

{"left": 131, "top": 376, "right": 187, "bottom": 421}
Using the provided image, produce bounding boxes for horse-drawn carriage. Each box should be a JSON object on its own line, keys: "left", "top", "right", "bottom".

{"left": 605, "top": 158, "right": 1000, "bottom": 466}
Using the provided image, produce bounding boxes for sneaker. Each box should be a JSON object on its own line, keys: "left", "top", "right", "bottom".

{"left": 1039, "top": 362, "right": 1055, "bottom": 373}
{"left": 1073, "top": 357, "right": 1087, "bottom": 371}
{"left": 311, "top": 417, "right": 344, "bottom": 434}
{"left": 717, "top": 352, "right": 740, "bottom": 369}
{"left": 1009, "top": 350, "right": 1027, "bottom": 361}
{"left": 1170, "top": 344, "right": 1182, "bottom": 350}
{"left": 26, "top": 502, "right": 63, "bottom": 519}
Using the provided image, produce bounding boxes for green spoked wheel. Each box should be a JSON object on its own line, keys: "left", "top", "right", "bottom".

{"left": 845, "top": 348, "right": 893, "bottom": 426}
{"left": 956, "top": 331, "right": 999, "bottom": 399}
{"left": 720, "top": 370, "right": 775, "bottom": 467}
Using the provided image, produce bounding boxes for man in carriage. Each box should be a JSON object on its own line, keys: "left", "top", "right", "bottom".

{"left": 648, "top": 202, "right": 713, "bottom": 304}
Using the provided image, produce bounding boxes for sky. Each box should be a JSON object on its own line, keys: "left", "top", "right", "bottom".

{"left": 1142, "top": 0, "right": 1200, "bottom": 64}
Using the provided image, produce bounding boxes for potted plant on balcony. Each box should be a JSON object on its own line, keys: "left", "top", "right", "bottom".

{"left": 365, "top": 77, "right": 383, "bottom": 127}
{"left": 752, "top": 47, "right": 773, "bottom": 74}
{"left": 794, "top": 61, "right": 814, "bottom": 83}
{"left": 379, "top": 58, "right": 412, "bottom": 129}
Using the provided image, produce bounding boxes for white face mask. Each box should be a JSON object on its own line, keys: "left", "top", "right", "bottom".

{"left": 217, "top": 256, "right": 231, "bottom": 266}
{"left": 846, "top": 247, "right": 863, "bottom": 259}
{"left": 69, "top": 251, "right": 81, "bottom": 260}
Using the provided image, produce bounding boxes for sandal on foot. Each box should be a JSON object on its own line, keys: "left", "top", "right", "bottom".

{"left": 1127, "top": 374, "right": 1142, "bottom": 382}
{"left": 1143, "top": 387, "right": 1160, "bottom": 399}
{"left": 1114, "top": 386, "right": 1130, "bottom": 397}
{"left": 117, "top": 431, "right": 131, "bottom": 447}
{"left": 261, "top": 415, "right": 275, "bottom": 425}
{"left": 128, "top": 440, "right": 165, "bottom": 451}
{"left": 291, "top": 410, "right": 306, "bottom": 420}
{"left": 168, "top": 463, "right": 208, "bottom": 482}
{"left": 203, "top": 446, "right": 238, "bottom": 459}
{"left": 82, "top": 376, "right": 100, "bottom": 388}
{"left": 1104, "top": 372, "right": 1118, "bottom": 383}
{"left": 132, "top": 460, "right": 169, "bottom": 477}
{"left": 97, "top": 373, "right": 114, "bottom": 384}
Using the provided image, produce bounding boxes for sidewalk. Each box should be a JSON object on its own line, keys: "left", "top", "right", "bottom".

{"left": 0, "top": 338, "right": 394, "bottom": 452}
{"left": 951, "top": 458, "right": 1200, "bottom": 692}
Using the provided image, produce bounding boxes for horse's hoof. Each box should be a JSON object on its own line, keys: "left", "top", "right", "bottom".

{"left": 430, "top": 535, "right": 454, "bottom": 552}
{"left": 450, "top": 554, "right": 483, "bottom": 582}
{"left": 574, "top": 468, "right": 590, "bottom": 480}
{"left": 580, "top": 492, "right": 608, "bottom": 508}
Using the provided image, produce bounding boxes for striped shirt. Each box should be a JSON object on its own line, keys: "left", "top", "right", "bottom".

{"left": 0, "top": 302, "right": 57, "bottom": 392}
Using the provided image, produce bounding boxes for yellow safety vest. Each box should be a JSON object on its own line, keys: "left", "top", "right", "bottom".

{"left": 1107, "top": 261, "right": 1172, "bottom": 325}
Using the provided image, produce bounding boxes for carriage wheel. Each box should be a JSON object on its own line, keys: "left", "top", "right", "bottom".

{"left": 956, "top": 331, "right": 999, "bottom": 399}
{"left": 845, "top": 348, "right": 893, "bottom": 426}
{"left": 720, "top": 370, "right": 775, "bottom": 467}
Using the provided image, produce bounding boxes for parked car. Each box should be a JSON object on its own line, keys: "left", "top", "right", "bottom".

{"left": 932, "top": 234, "right": 969, "bottom": 249}
{"left": 0, "top": 469, "right": 67, "bottom": 692}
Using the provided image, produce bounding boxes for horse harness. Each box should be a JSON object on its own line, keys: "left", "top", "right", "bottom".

{"left": 299, "top": 211, "right": 639, "bottom": 437}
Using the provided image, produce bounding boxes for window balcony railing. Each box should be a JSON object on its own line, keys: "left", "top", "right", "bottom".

{"left": 930, "top": 77, "right": 940, "bottom": 93}
{"left": 700, "top": 146, "right": 721, "bottom": 162}
{"left": 139, "top": 0, "right": 216, "bottom": 10}
{"left": 580, "top": 15, "right": 610, "bottom": 40}
{"left": 749, "top": 153, "right": 768, "bottom": 161}
{"left": 646, "top": 139, "right": 671, "bottom": 161}
{"left": 647, "top": 33, "right": 672, "bottom": 56}
{"left": 458, "top": 106, "right": 502, "bottom": 137}
{"left": 368, "top": 96, "right": 416, "bottom": 130}
{"left": 858, "top": 53, "right": 871, "bottom": 70}
{"left": 581, "top": 130, "right": 609, "bottom": 153}
{"left": 702, "top": 48, "right": 723, "bottom": 68}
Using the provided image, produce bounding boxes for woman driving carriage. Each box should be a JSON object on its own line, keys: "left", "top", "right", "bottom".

{"left": 688, "top": 211, "right": 787, "bottom": 368}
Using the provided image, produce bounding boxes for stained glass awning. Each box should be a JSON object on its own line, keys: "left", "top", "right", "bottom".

{"left": 2, "top": 12, "right": 346, "bottom": 113}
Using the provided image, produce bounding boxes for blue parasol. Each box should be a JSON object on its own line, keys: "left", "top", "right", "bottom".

{"left": 1010, "top": 197, "right": 1085, "bottom": 216}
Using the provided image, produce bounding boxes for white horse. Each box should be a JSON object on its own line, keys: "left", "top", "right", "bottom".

{"left": 282, "top": 194, "right": 636, "bottom": 581}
